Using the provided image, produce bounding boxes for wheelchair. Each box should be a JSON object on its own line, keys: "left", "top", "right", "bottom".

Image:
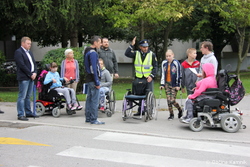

{"left": 99, "top": 89, "right": 116, "bottom": 117}
{"left": 187, "top": 69, "right": 246, "bottom": 133}
{"left": 36, "top": 69, "right": 81, "bottom": 117}
{"left": 122, "top": 88, "right": 157, "bottom": 122}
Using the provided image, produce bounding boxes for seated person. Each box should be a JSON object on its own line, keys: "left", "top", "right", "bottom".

{"left": 181, "top": 63, "right": 218, "bottom": 123}
{"left": 99, "top": 58, "right": 112, "bottom": 111}
{"left": 43, "top": 62, "right": 83, "bottom": 110}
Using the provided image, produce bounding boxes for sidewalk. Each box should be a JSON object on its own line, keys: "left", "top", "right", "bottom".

{"left": 0, "top": 96, "right": 250, "bottom": 143}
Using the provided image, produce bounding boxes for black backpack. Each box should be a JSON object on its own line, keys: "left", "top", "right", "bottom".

{"left": 225, "top": 77, "right": 245, "bottom": 106}
{"left": 132, "top": 78, "right": 148, "bottom": 95}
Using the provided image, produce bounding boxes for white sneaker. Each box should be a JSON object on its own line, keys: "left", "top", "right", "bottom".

{"left": 181, "top": 118, "right": 191, "bottom": 124}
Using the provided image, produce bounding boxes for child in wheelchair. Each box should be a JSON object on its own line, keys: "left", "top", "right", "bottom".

{"left": 99, "top": 58, "right": 112, "bottom": 111}
{"left": 43, "top": 62, "right": 83, "bottom": 111}
{"left": 181, "top": 63, "right": 217, "bottom": 123}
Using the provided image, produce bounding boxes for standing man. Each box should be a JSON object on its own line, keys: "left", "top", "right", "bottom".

{"left": 197, "top": 41, "right": 218, "bottom": 79}
{"left": 125, "top": 37, "right": 158, "bottom": 116}
{"left": 98, "top": 38, "right": 119, "bottom": 80}
{"left": 14, "top": 37, "right": 37, "bottom": 121}
{"left": 83, "top": 36, "right": 105, "bottom": 125}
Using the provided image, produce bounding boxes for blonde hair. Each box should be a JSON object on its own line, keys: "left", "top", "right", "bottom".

{"left": 21, "top": 37, "right": 31, "bottom": 43}
{"left": 64, "top": 49, "right": 73, "bottom": 56}
{"left": 166, "top": 49, "right": 174, "bottom": 55}
{"left": 186, "top": 48, "right": 196, "bottom": 56}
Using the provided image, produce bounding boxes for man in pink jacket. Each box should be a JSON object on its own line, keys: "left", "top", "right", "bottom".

{"left": 181, "top": 63, "right": 218, "bottom": 123}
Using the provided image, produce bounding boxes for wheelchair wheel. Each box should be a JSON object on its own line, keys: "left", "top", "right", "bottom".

{"left": 122, "top": 91, "right": 132, "bottom": 121}
{"left": 221, "top": 114, "right": 241, "bottom": 133}
{"left": 108, "top": 90, "right": 116, "bottom": 114}
{"left": 52, "top": 107, "right": 60, "bottom": 118}
{"left": 146, "top": 91, "right": 156, "bottom": 120}
{"left": 36, "top": 102, "right": 45, "bottom": 116}
{"left": 189, "top": 118, "right": 204, "bottom": 132}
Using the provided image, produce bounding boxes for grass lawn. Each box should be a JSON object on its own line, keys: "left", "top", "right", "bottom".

{"left": 0, "top": 72, "right": 249, "bottom": 102}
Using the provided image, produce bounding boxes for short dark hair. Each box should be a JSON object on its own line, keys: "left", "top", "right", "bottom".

{"left": 90, "top": 36, "right": 101, "bottom": 45}
{"left": 201, "top": 41, "right": 213, "bottom": 51}
{"left": 50, "top": 62, "right": 58, "bottom": 68}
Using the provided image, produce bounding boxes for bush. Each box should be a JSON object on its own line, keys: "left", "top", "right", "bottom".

{"left": 41, "top": 47, "right": 88, "bottom": 93}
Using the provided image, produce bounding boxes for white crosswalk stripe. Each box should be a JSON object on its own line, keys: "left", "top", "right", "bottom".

{"left": 57, "top": 146, "right": 236, "bottom": 167}
{"left": 57, "top": 132, "right": 249, "bottom": 167}
{"left": 94, "top": 132, "right": 250, "bottom": 158}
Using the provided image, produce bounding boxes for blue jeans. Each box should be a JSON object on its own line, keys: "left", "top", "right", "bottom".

{"left": 99, "top": 87, "right": 109, "bottom": 107}
{"left": 85, "top": 82, "right": 100, "bottom": 122}
{"left": 17, "top": 80, "right": 34, "bottom": 117}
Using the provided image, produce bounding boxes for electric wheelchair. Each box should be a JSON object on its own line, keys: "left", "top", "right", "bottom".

{"left": 122, "top": 79, "right": 157, "bottom": 122}
{"left": 36, "top": 67, "right": 82, "bottom": 117}
{"left": 187, "top": 68, "right": 246, "bottom": 133}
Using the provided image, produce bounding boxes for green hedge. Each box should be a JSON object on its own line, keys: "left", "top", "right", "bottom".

{"left": 41, "top": 47, "right": 87, "bottom": 93}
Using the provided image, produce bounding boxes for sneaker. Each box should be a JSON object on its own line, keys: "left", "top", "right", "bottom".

{"left": 67, "top": 104, "right": 76, "bottom": 110}
{"left": 100, "top": 106, "right": 105, "bottom": 111}
{"left": 91, "top": 120, "right": 105, "bottom": 125}
{"left": 133, "top": 112, "right": 145, "bottom": 116}
{"left": 181, "top": 118, "right": 191, "bottom": 124}
{"left": 178, "top": 110, "right": 183, "bottom": 119}
{"left": 73, "top": 103, "right": 83, "bottom": 110}
{"left": 168, "top": 114, "right": 174, "bottom": 120}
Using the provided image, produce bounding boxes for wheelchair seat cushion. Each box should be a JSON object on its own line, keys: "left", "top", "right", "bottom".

{"left": 125, "top": 94, "right": 147, "bottom": 100}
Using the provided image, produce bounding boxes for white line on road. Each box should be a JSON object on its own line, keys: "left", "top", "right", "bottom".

{"left": 94, "top": 132, "right": 250, "bottom": 158}
{"left": 57, "top": 146, "right": 236, "bottom": 167}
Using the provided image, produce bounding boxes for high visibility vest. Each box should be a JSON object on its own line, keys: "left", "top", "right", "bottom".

{"left": 134, "top": 51, "right": 153, "bottom": 78}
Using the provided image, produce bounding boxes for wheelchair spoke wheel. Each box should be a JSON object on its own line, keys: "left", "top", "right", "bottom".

{"left": 221, "top": 114, "right": 241, "bottom": 133}
{"left": 122, "top": 91, "right": 132, "bottom": 121}
{"left": 108, "top": 90, "right": 116, "bottom": 114}
{"left": 189, "top": 118, "right": 204, "bottom": 132}
{"left": 146, "top": 91, "right": 156, "bottom": 120}
{"left": 36, "top": 102, "right": 45, "bottom": 116}
{"left": 52, "top": 107, "right": 60, "bottom": 117}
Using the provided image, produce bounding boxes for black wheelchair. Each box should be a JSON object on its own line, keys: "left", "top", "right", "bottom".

{"left": 187, "top": 68, "right": 246, "bottom": 133}
{"left": 122, "top": 87, "right": 157, "bottom": 122}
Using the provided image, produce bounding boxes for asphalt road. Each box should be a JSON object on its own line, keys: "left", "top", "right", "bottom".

{"left": 0, "top": 96, "right": 250, "bottom": 167}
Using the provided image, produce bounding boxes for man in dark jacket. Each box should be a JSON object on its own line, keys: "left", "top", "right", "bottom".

{"left": 98, "top": 38, "right": 119, "bottom": 80}
{"left": 14, "top": 37, "right": 37, "bottom": 121}
{"left": 83, "top": 36, "right": 105, "bottom": 125}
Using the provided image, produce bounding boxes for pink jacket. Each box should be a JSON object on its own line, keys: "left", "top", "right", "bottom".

{"left": 188, "top": 63, "right": 217, "bottom": 99}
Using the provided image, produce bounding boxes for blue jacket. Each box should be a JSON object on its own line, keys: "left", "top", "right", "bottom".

{"left": 14, "top": 47, "right": 37, "bottom": 81}
{"left": 160, "top": 59, "right": 181, "bottom": 87}
{"left": 43, "top": 71, "right": 63, "bottom": 88}
{"left": 84, "top": 47, "right": 101, "bottom": 86}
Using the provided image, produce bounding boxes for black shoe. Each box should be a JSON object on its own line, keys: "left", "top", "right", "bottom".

{"left": 133, "top": 112, "right": 145, "bottom": 116}
{"left": 168, "top": 114, "right": 174, "bottom": 120}
{"left": 26, "top": 114, "right": 39, "bottom": 118}
{"left": 18, "top": 116, "right": 29, "bottom": 121}
{"left": 178, "top": 110, "right": 183, "bottom": 119}
{"left": 0, "top": 110, "right": 4, "bottom": 114}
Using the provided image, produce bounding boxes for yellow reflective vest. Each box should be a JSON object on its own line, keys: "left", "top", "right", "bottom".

{"left": 134, "top": 51, "right": 153, "bottom": 78}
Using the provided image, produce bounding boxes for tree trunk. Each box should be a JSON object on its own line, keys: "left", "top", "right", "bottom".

{"left": 162, "top": 20, "right": 173, "bottom": 61}
{"left": 61, "top": 34, "right": 68, "bottom": 48}
{"left": 140, "top": 20, "right": 145, "bottom": 40}
{"left": 70, "top": 29, "right": 78, "bottom": 47}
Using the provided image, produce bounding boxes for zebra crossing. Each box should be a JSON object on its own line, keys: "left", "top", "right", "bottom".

{"left": 57, "top": 132, "right": 249, "bottom": 167}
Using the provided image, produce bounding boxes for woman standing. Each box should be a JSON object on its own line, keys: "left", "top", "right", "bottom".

{"left": 61, "top": 49, "right": 80, "bottom": 92}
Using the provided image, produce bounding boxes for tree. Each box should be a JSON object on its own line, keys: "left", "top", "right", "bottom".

{"left": 100, "top": 0, "right": 194, "bottom": 61}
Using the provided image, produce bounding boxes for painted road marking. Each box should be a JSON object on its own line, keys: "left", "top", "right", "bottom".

{"left": 57, "top": 146, "right": 237, "bottom": 167}
{"left": 0, "top": 137, "right": 50, "bottom": 146}
{"left": 94, "top": 132, "right": 250, "bottom": 157}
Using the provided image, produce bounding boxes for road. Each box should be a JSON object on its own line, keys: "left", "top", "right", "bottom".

{"left": 0, "top": 96, "right": 250, "bottom": 167}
